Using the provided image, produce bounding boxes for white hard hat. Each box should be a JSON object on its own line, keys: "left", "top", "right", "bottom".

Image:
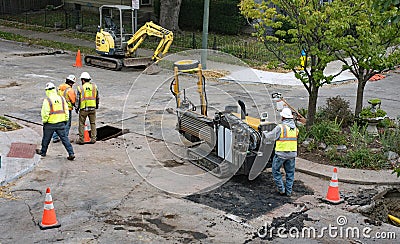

{"left": 66, "top": 74, "right": 76, "bottom": 83}
{"left": 45, "top": 82, "right": 55, "bottom": 90}
{"left": 80, "top": 72, "right": 91, "bottom": 80}
{"left": 280, "top": 108, "right": 293, "bottom": 119}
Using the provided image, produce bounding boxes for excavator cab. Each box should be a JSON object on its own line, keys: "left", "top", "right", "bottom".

{"left": 96, "top": 5, "right": 134, "bottom": 57}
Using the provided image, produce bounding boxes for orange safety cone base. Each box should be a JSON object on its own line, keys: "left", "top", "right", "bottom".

{"left": 39, "top": 221, "right": 61, "bottom": 230}
{"left": 83, "top": 127, "right": 91, "bottom": 142}
{"left": 323, "top": 197, "right": 344, "bottom": 205}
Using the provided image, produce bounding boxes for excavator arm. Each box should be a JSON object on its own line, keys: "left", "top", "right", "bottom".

{"left": 126, "top": 21, "right": 174, "bottom": 62}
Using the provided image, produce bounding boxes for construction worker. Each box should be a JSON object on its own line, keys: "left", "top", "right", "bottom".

{"left": 75, "top": 72, "right": 99, "bottom": 144}
{"left": 36, "top": 82, "right": 75, "bottom": 160}
{"left": 263, "top": 107, "right": 298, "bottom": 197}
{"left": 52, "top": 74, "right": 76, "bottom": 143}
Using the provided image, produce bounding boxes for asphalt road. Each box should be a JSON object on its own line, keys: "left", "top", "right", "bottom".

{"left": 0, "top": 39, "right": 399, "bottom": 243}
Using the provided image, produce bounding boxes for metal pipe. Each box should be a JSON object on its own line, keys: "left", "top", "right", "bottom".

{"left": 3, "top": 114, "right": 42, "bottom": 126}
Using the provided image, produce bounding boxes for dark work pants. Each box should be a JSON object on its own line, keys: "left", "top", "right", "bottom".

{"left": 40, "top": 122, "right": 74, "bottom": 156}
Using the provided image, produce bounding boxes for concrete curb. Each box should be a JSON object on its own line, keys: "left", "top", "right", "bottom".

{"left": 0, "top": 126, "right": 41, "bottom": 186}
{"left": 296, "top": 157, "right": 400, "bottom": 185}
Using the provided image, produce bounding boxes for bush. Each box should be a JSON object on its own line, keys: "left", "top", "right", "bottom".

{"left": 343, "top": 147, "right": 387, "bottom": 169}
{"left": 360, "top": 107, "right": 387, "bottom": 118}
{"left": 379, "top": 128, "right": 400, "bottom": 154}
{"left": 318, "top": 96, "right": 354, "bottom": 127}
{"left": 178, "top": 0, "right": 246, "bottom": 34}
{"left": 308, "top": 120, "right": 346, "bottom": 145}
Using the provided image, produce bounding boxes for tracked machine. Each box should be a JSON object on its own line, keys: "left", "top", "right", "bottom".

{"left": 170, "top": 60, "right": 276, "bottom": 180}
{"left": 84, "top": 5, "right": 173, "bottom": 71}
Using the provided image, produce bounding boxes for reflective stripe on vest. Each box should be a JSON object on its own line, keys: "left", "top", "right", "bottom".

{"left": 275, "top": 124, "right": 298, "bottom": 152}
{"left": 79, "top": 82, "right": 97, "bottom": 109}
{"left": 46, "top": 96, "right": 66, "bottom": 124}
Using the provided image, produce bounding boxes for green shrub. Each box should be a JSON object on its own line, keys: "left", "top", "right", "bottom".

{"left": 343, "top": 147, "right": 387, "bottom": 169}
{"left": 379, "top": 128, "right": 400, "bottom": 154}
{"left": 297, "top": 124, "right": 308, "bottom": 143}
{"left": 318, "top": 96, "right": 354, "bottom": 127}
{"left": 178, "top": 0, "right": 246, "bottom": 34}
{"left": 360, "top": 107, "right": 387, "bottom": 118}
{"left": 308, "top": 120, "right": 346, "bottom": 145}
{"left": 378, "top": 117, "right": 397, "bottom": 128}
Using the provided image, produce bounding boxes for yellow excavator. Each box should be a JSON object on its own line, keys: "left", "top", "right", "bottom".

{"left": 84, "top": 5, "right": 173, "bottom": 71}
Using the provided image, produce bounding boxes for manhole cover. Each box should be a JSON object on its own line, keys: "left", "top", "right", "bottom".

{"left": 6, "top": 142, "right": 36, "bottom": 158}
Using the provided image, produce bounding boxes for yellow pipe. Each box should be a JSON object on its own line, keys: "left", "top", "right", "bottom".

{"left": 388, "top": 214, "right": 400, "bottom": 226}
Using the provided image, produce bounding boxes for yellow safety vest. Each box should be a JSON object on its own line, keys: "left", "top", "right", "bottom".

{"left": 78, "top": 82, "right": 97, "bottom": 109}
{"left": 46, "top": 96, "right": 66, "bottom": 124}
{"left": 275, "top": 124, "right": 298, "bottom": 152}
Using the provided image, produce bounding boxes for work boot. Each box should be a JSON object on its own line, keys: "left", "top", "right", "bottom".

{"left": 89, "top": 139, "right": 96, "bottom": 144}
{"left": 53, "top": 138, "right": 60, "bottom": 143}
{"left": 67, "top": 154, "right": 75, "bottom": 160}
{"left": 75, "top": 139, "right": 84, "bottom": 145}
{"left": 35, "top": 149, "right": 46, "bottom": 157}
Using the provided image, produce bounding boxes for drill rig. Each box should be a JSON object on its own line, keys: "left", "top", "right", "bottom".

{"left": 84, "top": 5, "right": 173, "bottom": 71}
{"left": 170, "top": 60, "right": 276, "bottom": 180}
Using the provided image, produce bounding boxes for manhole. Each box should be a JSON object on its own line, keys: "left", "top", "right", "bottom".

{"left": 94, "top": 125, "right": 127, "bottom": 141}
{"left": 6, "top": 142, "right": 36, "bottom": 158}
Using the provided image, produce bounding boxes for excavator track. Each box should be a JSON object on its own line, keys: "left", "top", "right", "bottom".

{"left": 187, "top": 147, "right": 233, "bottom": 178}
{"left": 84, "top": 55, "right": 123, "bottom": 71}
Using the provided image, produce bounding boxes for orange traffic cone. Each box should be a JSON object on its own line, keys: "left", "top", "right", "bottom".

{"left": 39, "top": 187, "right": 61, "bottom": 230}
{"left": 325, "top": 167, "right": 344, "bottom": 204}
{"left": 84, "top": 121, "right": 91, "bottom": 143}
{"left": 73, "top": 49, "right": 82, "bottom": 68}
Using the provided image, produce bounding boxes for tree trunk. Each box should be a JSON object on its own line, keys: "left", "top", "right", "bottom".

{"left": 159, "top": 0, "right": 182, "bottom": 31}
{"left": 355, "top": 80, "right": 367, "bottom": 117}
{"left": 306, "top": 84, "right": 319, "bottom": 128}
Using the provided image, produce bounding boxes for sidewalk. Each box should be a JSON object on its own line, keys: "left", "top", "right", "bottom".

{"left": 296, "top": 157, "right": 400, "bottom": 185}
{"left": 0, "top": 126, "right": 41, "bottom": 186}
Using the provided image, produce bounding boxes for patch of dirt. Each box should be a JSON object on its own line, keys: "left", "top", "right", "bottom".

{"left": 0, "top": 116, "right": 22, "bottom": 132}
{"left": 0, "top": 186, "right": 16, "bottom": 200}
{"left": 185, "top": 172, "right": 314, "bottom": 220}
{"left": 0, "top": 81, "right": 19, "bottom": 88}
{"left": 350, "top": 188, "right": 400, "bottom": 226}
{"left": 105, "top": 215, "right": 208, "bottom": 242}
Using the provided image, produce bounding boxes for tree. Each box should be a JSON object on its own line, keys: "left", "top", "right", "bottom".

{"left": 326, "top": 0, "right": 400, "bottom": 117}
{"left": 373, "top": 0, "right": 400, "bottom": 23}
{"left": 159, "top": 0, "right": 183, "bottom": 31}
{"left": 240, "top": 0, "right": 342, "bottom": 127}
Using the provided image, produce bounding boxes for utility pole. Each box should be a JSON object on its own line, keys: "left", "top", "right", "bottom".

{"left": 201, "top": 0, "right": 210, "bottom": 69}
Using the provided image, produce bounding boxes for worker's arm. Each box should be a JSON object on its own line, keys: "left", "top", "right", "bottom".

{"left": 62, "top": 96, "right": 69, "bottom": 122}
{"left": 41, "top": 99, "right": 50, "bottom": 123}
{"left": 96, "top": 85, "right": 100, "bottom": 109}
{"left": 262, "top": 125, "right": 281, "bottom": 144}
{"left": 68, "top": 88, "right": 76, "bottom": 106}
{"left": 75, "top": 88, "right": 81, "bottom": 113}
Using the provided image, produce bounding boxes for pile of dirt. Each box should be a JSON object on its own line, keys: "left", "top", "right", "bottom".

{"left": 186, "top": 172, "right": 314, "bottom": 220}
{"left": 0, "top": 116, "right": 22, "bottom": 132}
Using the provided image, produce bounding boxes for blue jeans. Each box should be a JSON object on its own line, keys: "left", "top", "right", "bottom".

{"left": 272, "top": 154, "right": 295, "bottom": 194}
{"left": 40, "top": 122, "right": 74, "bottom": 156}
{"left": 52, "top": 110, "right": 72, "bottom": 141}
